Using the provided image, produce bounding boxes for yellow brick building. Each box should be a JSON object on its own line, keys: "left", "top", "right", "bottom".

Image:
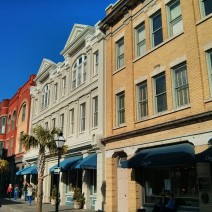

{"left": 99, "top": 0, "right": 212, "bottom": 211}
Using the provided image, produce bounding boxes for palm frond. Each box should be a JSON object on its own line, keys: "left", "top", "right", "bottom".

{"left": 20, "top": 133, "right": 39, "bottom": 150}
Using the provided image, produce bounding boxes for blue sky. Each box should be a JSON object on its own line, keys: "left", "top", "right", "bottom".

{"left": 0, "top": 0, "right": 115, "bottom": 100}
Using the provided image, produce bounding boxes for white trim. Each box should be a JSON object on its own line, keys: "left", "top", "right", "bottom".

{"left": 135, "top": 76, "right": 148, "bottom": 85}
{"left": 133, "top": 16, "right": 145, "bottom": 28}
{"left": 147, "top": 2, "right": 162, "bottom": 17}
{"left": 169, "top": 55, "right": 187, "bottom": 68}
{"left": 114, "top": 32, "right": 124, "bottom": 43}
{"left": 115, "top": 87, "right": 125, "bottom": 95}
{"left": 150, "top": 65, "right": 166, "bottom": 77}
{"left": 204, "top": 42, "right": 212, "bottom": 52}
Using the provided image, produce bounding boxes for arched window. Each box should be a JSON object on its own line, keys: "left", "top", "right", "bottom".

{"left": 72, "top": 54, "right": 87, "bottom": 89}
{"left": 12, "top": 110, "right": 16, "bottom": 130}
{"left": 42, "top": 84, "right": 50, "bottom": 109}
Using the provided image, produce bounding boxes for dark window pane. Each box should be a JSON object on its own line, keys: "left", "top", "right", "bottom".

{"left": 204, "top": 0, "right": 212, "bottom": 16}
{"left": 157, "top": 93, "right": 167, "bottom": 112}
{"left": 154, "top": 29, "right": 163, "bottom": 46}
{"left": 156, "top": 75, "right": 166, "bottom": 95}
{"left": 153, "top": 13, "right": 162, "bottom": 31}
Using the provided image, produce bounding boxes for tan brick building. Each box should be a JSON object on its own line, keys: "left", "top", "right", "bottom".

{"left": 99, "top": 0, "right": 212, "bottom": 211}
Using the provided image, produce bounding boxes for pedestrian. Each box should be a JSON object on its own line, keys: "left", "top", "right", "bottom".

{"left": 14, "top": 184, "right": 19, "bottom": 201}
{"left": 23, "top": 181, "right": 28, "bottom": 201}
{"left": 27, "top": 184, "right": 33, "bottom": 206}
{"left": 7, "top": 184, "right": 12, "bottom": 200}
{"left": 165, "top": 193, "right": 176, "bottom": 212}
{"left": 152, "top": 194, "right": 168, "bottom": 212}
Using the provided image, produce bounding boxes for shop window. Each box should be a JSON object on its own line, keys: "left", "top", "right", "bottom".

{"left": 167, "top": 0, "right": 183, "bottom": 37}
{"left": 135, "top": 23, "right": 146, "bottom": 57}
{"left": 200, "top": 0, "right": 212, "bottom": 17}
{"left": 67, "top": 169, "right": 82, "bottom": 192}
{"left": 116, "top": 91, "right": 125, "bottom": 126}
{"left": 137, "top": 81, "right": 148, "bottom": 119}
{"left": 173, "top": 63, "right": 190, "bottom": 107}
{"left": 154, "top": 73, "right": 167, "bottom": 113}
{"left": 116, "top": 37, "right": 124, "bottom": 70}
{"left": 144, "top": 166, "right": 199, "bottom": 207}
{"left": 150, "top": 10, "right": 163, "bottom": 47}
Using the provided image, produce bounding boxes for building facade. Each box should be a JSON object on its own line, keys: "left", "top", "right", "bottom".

{"left": 25, "top": 23, "right": 105, "bottom": 210}
{"left": 0, "top": 74, "right": 35, "bottom": 193}
{"left": 99, "top": 0, "right": 212, "bottom": 211}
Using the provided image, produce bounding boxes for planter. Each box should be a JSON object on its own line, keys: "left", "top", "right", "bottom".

{"left": 73, "top": 201, "right": 82, "bottom": 209}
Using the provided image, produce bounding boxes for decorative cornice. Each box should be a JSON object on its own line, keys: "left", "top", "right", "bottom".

{"left": 101, "top": 111, "right": 212, "bottom": 145}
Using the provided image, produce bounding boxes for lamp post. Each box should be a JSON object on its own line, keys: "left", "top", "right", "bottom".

{"left": 54, "top": 132, "right": 65, "bottom": 212}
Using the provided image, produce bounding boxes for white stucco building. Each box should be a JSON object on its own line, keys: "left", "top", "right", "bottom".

{"left": 24, "top": 23, "right": 105, "bottom": 210}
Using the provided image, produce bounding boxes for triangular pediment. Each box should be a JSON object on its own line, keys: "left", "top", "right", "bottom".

{"left": 37, "top": 58, "right": 56, "bottom": 75}
{"left": 64, "top": 24, "right": 88, "bottom": 48}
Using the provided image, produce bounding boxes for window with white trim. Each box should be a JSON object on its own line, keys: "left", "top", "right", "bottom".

{"left": 80, "top": 103, "right": 86, "bottom": 132}
{"left": 72, "top": 55, "right": 87, "bottom": 89}
{"left": 22, "top": 104, "right": 26, "bottom": 122}
{"left": 54, "top": 83, "right": 58, "bottom": 101}
{"left": 137, "top": 81, "right": 148, "bottom": 119}
{"left": 200, "top": 0, "right": 212, "bottom": 17}
{"left": 116, "top": 91, "right": 125, "bottom": 126}
{"left": 0, "top": 116, "right": 6, "bottom": 134}
{"left": 92, "top": 96, "right": 98, "bottom": 128}
{"left": 70, "top": 109, "right": 74, "bottom": 134}
{"left": 173, "top": 63, "right": 190, "bottom": 107}
{"left": 206, "top": 50, "right": 212, "bottom": 95}
{"left": 62, "top": 76, "right": 66, "bottom": 96}
{"left": 150, "top": 10, "right": 163, "bottom": 47}
{"left": 42, "top": 84, "right": 50, "bottom": 109}
{"left": 116, "top": 37, "right": 124, "bottom": 70}
{"left": 135, "top": 23, "right": 146, "bottom": 57}
{"left": 167, "top": 0, "right": 183, "bottom": 37}
{"left": 93, "top": 51, "right": 99, "bottom": 75}
{"left": 154, "top": 73, "right": 167, "bottom": 113}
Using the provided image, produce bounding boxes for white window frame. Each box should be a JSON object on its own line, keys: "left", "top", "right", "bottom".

{"left": 42, "top": 84, "right": 50, "bottom": 109}
{"left": 150, "top": 10, "right": 163, "bottom": 47}
{"left": 80, "top": 103, "right": 86, "bottom": 132}
{"left": 206, "top": 50, "right": 212, "bottom": 95}
{"left": 70, "top": 109, "right": 74, "bottom": 135}
{"left": 137, "top": 81, "right": 148, "bottom": 120}
{"left": 167, "top": 0, "right": 183, "bottom": 37}
{"left": 135, "top": 23, "right": 146, "bottom": 58}
{"left": 172, "top": 63, "right": 190, "bottom": 108}
{"left": 72, "top": 55, "right": 87, "bottom": 89}
{"left": 154, "top": 73, "right": 167, "bottom": 113}
{"left": 93, "top": 51, "right": 99, "bottom": 75}
{"left": 116, "top": 37, "right": 124, "bottom": 70}
{"left": 116, "top": 92, "right": 125, "bottom": 126}
{"left": 92, "top": 96, "right": 98, "bottom": 128}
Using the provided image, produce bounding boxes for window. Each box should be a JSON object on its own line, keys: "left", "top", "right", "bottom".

{"left": 80, "top": 103, "right": 86, "bottom": 132}
{"left": 7, "top": 115, "right": 11, "bottom": 132}
{"left": 0, "top": 116, "right": 7, "bottom": 134}
{"left": 135, "top": 23, "right": 146, "bottom": 57}
{"left": 22, "top": 104, "right": 26, "bottom": 122}
{"left": 151, "top": 10, "right": 163, "bottom": 47}
{"left": 116, "top": 37, "right": 124, "bottom": 69}
{"left": 167, "top": 0, "right": 183, "bottom": 37}
{"left": 62, "top": 76, "right": 66, "bottom": 96}
{"left": 154, "top": 74, "right": 167, "bottom": 113}
{"left": 45, "top": 122, "right": 48, "bottom": 129}
{"left": 54, "top": 83, "right": 58, "bottom": 101}
{"left": 200, "top": 0, "right": 212, "bottom": 17}
{"left": 70, "top": 109, "right": 74, "bottom": 134}
{"left": 116, "top": 92, "right": 125, "bottom": 126}
{"left": 52, "top": 118, "right": 56, "bottom": 129}
{"left": 10, "top": 138, "right": 13, "bottom": 156}
{"left": 206, "top": 50, "right": 212, "bottom": 94}
{"left": 42, "top": 84, "right": 50, "bottom": 109}
{"left": 173, "top": 63, "right": 189, "bottom": 107}
{"left": 67, "top": 169, "right": 82, "bottom": 192}
{"left": 93, "top": 51, "right": 99, "bottom": 75}
{"left": 137, "top": 81, "right": 148, "bottom": 119}
{"left": 19, "top": 132, "right": 23, "bottom": 153}
{"left": 72, "top": 55, "right": 87, "bottom": 89}
{"left": 12, "top": 110, "right": 16, "bottom": 130}
{"left": 93, "top": 96, "right": 98, "bottom": 127}
{"left": 0, "top": 141, "right": 4, "bottom": 156}
{"left": 60, "top": 114, "right": 64, "bottom": 133}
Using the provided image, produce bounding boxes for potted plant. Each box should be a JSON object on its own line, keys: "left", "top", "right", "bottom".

{"left": 50, "top": 185, "right": 57, "bottom": 205}
{"left": 73, "top": 187, "right": 85, "bottom": 209}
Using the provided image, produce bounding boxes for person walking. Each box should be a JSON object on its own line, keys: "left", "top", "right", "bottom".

{"left": 27, "top": 184, "right": 33, "bottom": 206}
{"left": 23, "top": 181, "right": 28, "bottom": 201}
{"left": 7, "top": 184, "right": 12, "bottom": 200}
{"left": 14, "top": 184, "right": 19, "bottom": 201}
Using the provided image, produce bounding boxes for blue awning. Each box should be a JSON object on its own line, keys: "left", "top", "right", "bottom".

{"left": 16, "top": 166, "right": 31, "bottom": 176}
{"left": 21, "top": 165, "right": 38, "bottom": 175}
{"left": 49, "top": 155, "right": 82, "bottom": 172}
{"left": 121, "top": 142, "right": 195, "bottom": 168}
{"left": 196, "top": 146, "right": 212, "bottom": 163}
{"left": 75, "top": 153, "right": 97, "bottom": 169}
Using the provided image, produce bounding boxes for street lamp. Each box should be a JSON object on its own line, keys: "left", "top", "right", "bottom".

{"left": 54, "top": 132, "right": 65, "bottom": 212}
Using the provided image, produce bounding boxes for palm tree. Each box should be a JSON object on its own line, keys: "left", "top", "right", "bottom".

{"left": 20, "top": 125, "right": 66, "bottom": 212}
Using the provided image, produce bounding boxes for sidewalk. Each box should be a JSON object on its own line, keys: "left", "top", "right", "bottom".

{"left": 0, "top": 198, "right": 96, "bottom": 212}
